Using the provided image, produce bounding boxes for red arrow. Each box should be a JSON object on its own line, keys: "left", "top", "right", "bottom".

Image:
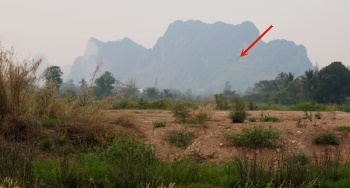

{"left": 240, "top": 25, "right": 273, "bottom": 57}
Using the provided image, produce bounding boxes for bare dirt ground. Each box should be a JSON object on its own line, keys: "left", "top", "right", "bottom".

{"left": 109, "top": 110, "right": 350, "bottom": 163}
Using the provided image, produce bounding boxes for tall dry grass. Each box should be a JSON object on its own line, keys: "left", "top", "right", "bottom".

{"left": 0, "top": 45, "right": 120, "bottom": 147}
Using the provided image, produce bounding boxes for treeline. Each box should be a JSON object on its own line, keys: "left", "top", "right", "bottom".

{"left": 245, "top": 61, "right": 350, "bottom": 105}
{"left": 56, "top": 71, "right": 195, "bottom": 102}
{"left": 48, "top": 61, "right": 350, "bottom": 107}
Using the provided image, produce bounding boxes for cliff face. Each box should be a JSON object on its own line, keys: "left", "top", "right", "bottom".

{"left": 68, "top": 20, "right": 313, "bottom": 94}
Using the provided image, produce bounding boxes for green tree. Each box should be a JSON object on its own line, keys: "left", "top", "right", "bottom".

{"left": 44, "top": 66, "right": 63, "bottom": 90}
{"left": 314, "top": 62, "right": 350, "bottom": 104}
{"left": 300, "top": 69, "right": 318, "bottom": 100}
{"left": 94, "top": 71, "right": 116, "bottom": 98}
{"left": 144, "top": 87, "right": 160, "bottom": 100}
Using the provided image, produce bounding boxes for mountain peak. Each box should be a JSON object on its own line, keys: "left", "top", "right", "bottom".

{"left": 69, "top": 20, "right": 312, "bottom": 94}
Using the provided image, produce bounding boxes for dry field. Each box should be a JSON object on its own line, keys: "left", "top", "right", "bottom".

{"left": 108, "top": 110, "right": 350, "bottom": 163}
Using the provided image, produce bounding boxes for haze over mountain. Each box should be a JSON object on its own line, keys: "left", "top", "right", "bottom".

{"left": 68, "top": 20, "right": 313, "bottom": 94}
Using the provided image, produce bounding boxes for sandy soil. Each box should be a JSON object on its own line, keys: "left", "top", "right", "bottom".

{"left": 109, "top": 110, "right": 350, "bottom": 163}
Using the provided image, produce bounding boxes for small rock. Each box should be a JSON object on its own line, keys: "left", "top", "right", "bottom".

{"left": 296, "top": 131, "right": 302, "bottom": 135}
{"left": 291, "top": 140, "right": 296, "bottom": 144}
{"left": 276, "top": 148, "right": 281, "bottom": 153}
{"left": 219, "top": 143, "right": 223, "bottom": 147}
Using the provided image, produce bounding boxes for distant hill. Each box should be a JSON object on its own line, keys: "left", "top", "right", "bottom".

{"left": 67, "top": 20, "right": 313, "bottom": 94}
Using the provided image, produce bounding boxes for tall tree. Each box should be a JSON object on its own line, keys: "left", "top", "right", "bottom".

{"left": 94, "top": 71, "right": 115, "bottom": 98}
{"left": 44, "top": 66, "right": 63, "bottom": 90}
{"left": 314, "top": 62, "right": 350, "bottom": 104}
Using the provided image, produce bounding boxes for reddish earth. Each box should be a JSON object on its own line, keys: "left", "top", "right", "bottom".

{"left": 109, "top": 110, "right": 350, "bottom": 163}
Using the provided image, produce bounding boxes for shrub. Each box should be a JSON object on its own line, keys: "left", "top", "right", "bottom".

{"left": 304, "top": 111, "right": 313, "bottom": 121}
{"left": 335, "top": 126, "right": 350, "bottom": 132}
{"left": 166, "top": 129, "right": 194, "bottom": 149}
{"left": 214, "top": 94, "right": 229, "bottom": 110}
{"left": 260, "top": 114, "right": 281, "bottom": 122}
{"left": 315, "top": 111, "right": 322, "bottom": 119}
{"left": 248, "top": 117, "right": 257, "bottom": 122}
{"left": 248, "top": 100, "right": 258, "bottom": 110}
{"left": 227, "top": 125, "right": 280, "bottom": 148}
{"left": 290, "top": 152, "right": 309, "bottom": 166}
{"left": 153, "top": 121, "right": 167, "bottom": 128}
{"left": 313, "top": 133, "right": 339, "bottom": 145}
{"left": 189, "top": 105, "right": 213, "bottom": 125}
{"left": 229, "top": 95, "right": 247, "bottom": 123}
{"left": 171, "top": 103, "right": 191, "bottom": 123}
{"left": 327, "top": 104, "right": 337, "bottom": 120}
{"left": 149, "top": 99, "right": 172, "bottom": 109}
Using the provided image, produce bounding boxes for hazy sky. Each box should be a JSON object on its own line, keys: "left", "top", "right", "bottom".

{"left": 1, "top": 0, "right": 349, "bottom": 68}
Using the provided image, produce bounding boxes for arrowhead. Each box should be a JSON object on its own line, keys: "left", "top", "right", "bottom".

{"left": 240, "top": 49, "right": 248, "bottom": 57}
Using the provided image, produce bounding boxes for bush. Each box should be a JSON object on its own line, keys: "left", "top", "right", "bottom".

{"left": 227, "top": 125, "right": 280, "bottom": 148}
{"left": 229, "top": 95, "right": 247, "bottom": 123}
{"left": 166, "top": 129, "right": 195, "bottom": 149}
{"left": 327, "top": 104, "right": 337, "bottom": 120}
{"left": 290, "top": 152, "right": 309, "bottom": 166}
{"left": 260, "top": 114, "right": 281, "bottom": 122}
{"left": 315, "top": 111, "right": 322, "bottom": 119}
{"left": 214, "top": 94, "right": 229, "bottom": 110}
{"left": 313, "top": 133, "right": 339, "bottom": 145}
{"left": 189, "top": 105, "right": 213, "bottom": 125}
{"left": 248, "top": 117, "right": 257, "bottom": 122}
{"left": 153, "top": 121, "right": 167, "bottom": 128}
{"left": 248, "top": 100, "right": 258, "bottom": 110}
{"left": 335, "top": 126, "right": 350, "bottom": 132}
{"left": 171, "top": 103, "right": 192, "bottom": 123}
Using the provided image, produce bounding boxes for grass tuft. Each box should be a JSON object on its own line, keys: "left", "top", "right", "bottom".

{"left": 313, "top": 132, "right": 339, "bottom": 145}
{"left": 335, "top": 126, "right": 350, "bottom": 132}
{"left": 226, "top": 125, "right": 280, "bottom": 148}
{"left": 166, "top": 129, "right": 195, "bottom": 149}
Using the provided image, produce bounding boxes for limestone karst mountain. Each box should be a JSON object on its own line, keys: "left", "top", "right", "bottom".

{"left": 67, "top": 20, "right": 313, "bottom": 94}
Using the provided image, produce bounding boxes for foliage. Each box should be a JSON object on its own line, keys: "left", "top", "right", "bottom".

{"left": 314, "top": 62, "right": 350, "bottom": 104}
{"left": 229, "top": 95, "right": 247, "bottom": 123}
{"left": 260, "top": 114, "right": 281, "bottom": 122}
{"left": 94, "top": 71, "right": 115, "bottom": 98}
{"left": 313, "top": 133, "right": 340, "bottom": 145}
{"left": 153, "top": 121, "right": 167, "bottom": 128}
{"left": 246, "top": 62, "right": 350, "bottom": 105}
{"left": 248, "top": 117, "right": 257, "bottom": 122}
{"left": 143, "top": 87, "right": 161, "bottom": 100}
{"left": 327, "top": 103, "right": 337, "bottom": 120}
{"left": 214, "top": 93, "right": 229, "bottom": 110}
{"left": 335, "top": 126, "right": 350, "bottom": 132}
{"left": 188, "top": 105, "right": 213, "bottom": 125}
{"left": 0, "top": 141, "right": 34, "bottom": 187}
{"left": 100, "top": 137, "right": 157, "bottom": 187}
{"left": 248, "top": 100, "right": 258, "bottom": 110}
{"left": 118, "top": 78, "right": 139, "bottom": 99}
{"left": 166, "top": 129, "right": 194, "bottom": 149}
{"left": 315, "top": 111, "right": 322, "bottom": 119}
{"left": 44, "top": 66, "right": 63, "bottom": 90}
{"left": 171, "top": 103, "right": 191, "bottom": 123}
{"left": 226, "top": 125, "right": 280, "bottom": 148}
